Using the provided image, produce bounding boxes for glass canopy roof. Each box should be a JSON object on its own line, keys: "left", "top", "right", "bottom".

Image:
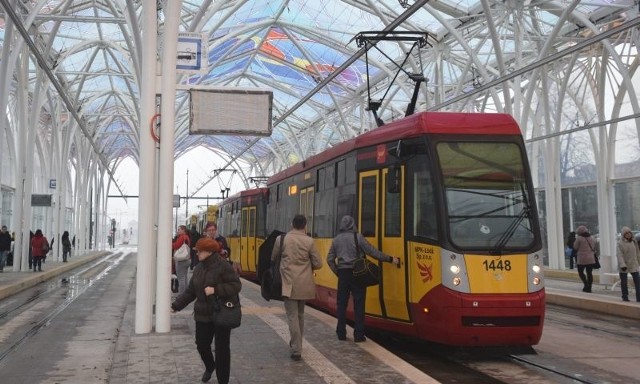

{"left": 0, "top": 0, "right": 638, "bottom": 193}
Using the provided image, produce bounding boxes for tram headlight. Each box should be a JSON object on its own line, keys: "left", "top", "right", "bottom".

{"left": 533, "top": 277, "right": 541, "bottom": 285}
{"left": 453, "top": 277, "right": 461, "bottom": 286}
{"left": 532, "top": 264, "right": 541, "bottom": 273}
{"left": 450, "top": 265, "right": 460, "bottom": 274}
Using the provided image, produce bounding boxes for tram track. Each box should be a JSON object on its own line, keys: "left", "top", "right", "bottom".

{"left": 365, "top": 302, "right": 640, "bottom": 384}
{"left": 507, "top": 354, "right": 600, "bottom": 384}
{"left": 0, "top": 252, "right": 128, "bottom": 364}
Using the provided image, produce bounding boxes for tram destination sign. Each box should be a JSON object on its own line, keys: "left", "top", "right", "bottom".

{"left": 31, "top": 194, "right": 53, "bottom": 207}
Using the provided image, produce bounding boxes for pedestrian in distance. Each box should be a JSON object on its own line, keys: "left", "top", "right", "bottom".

{"left": 61, "top": 231, "right": 72, "bottom": 262}
{"left": 172, "top": 225, "right": 191, "bottom": 295}
{"left": 189, "top": 224, "right": 202, "bottom": 270}
{"left": 0, "top": 225, "right": 12, "bottom": 272}
{"left": 31, "top": 229, "right": 49, "bottom": 272}
{"left": 271, "top": 214, "right": 322, "bottom": 361}
{"left": 171, "top": 237, "right": 241, "bottom": 384}
{"left": 327, "top": 215, "right": 400, "bottom": 342}
{"left": 615, "top": 226, "right": 640, "bottom": 302}
{"left": 573, "top": 225, "right": 598, "bottom": 293}
{"left": 205, "top": 222, "right": 241, "bottom": 275}
{"left": 566, "top": 231, "right": 578, "bottom": 269}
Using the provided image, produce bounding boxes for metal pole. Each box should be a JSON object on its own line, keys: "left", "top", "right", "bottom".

{"left": 135, "top": 0, "right": 158, "bottom": 334}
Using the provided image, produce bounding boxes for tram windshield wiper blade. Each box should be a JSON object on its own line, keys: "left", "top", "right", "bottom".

{"left": 492, "top": 183, "right": 533, "bottom": 254}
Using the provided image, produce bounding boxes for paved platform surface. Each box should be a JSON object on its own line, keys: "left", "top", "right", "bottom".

{"left": 0, "top": 250, "right": 435, "bottom": 384}
{"left": 1, "top": 250, "right": 639, "bottom": 383}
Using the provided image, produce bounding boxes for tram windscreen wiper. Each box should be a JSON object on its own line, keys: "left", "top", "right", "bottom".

{"left": 492, "top": 183, "right": 533, "bottom": 254}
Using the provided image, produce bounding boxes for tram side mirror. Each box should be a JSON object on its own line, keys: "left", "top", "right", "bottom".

{"left": 388, "top": 164, "right": 402, "bottom": 194}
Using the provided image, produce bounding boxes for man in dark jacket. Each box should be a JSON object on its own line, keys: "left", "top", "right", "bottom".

{"left": 327, "top": 215, "right": 399, "bottom": 342}
{"left": 0, "top": 226, "right": 12, "bottom": 272}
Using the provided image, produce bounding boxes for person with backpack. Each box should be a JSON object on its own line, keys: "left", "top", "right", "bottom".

{"left": 31, "top": 229, "right": 49, "bottom": 272}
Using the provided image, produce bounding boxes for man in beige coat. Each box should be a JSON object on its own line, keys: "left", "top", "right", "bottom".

{"left": 271, "top": 214, "right": 322, "bottom": 361}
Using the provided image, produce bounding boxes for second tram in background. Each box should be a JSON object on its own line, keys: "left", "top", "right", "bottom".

{"left": 218, "top": 111, "right": 545, "bottom": 347}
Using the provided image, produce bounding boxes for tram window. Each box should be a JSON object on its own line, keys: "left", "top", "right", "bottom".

{"left": 326, "top": 165, "right": 335, "bottom": 189}
{"left": 249, "top": 209, "right": 256, "bottom": 237}
{"left": 241, "top": 210, "right": 248, "bottom": 237}
{"left": 437, "top": 142, "right": 534, "bottom": 249}
{"left": 385, "top": 186, "right": 401, "bottom": 237}
{"left": 361, "top": 176, "right": 376, "bottom": 237}
{"left": 413, "top": 165, "right": 438, "bottom": 239}
{"left": 317, "top": 168, "right": 325, "bottom": 191}
{"left": 336, "top": 160, "right": 346, "bottom": 186}
{"left": 315, "top": 191, "right": 333, "bottom": 237}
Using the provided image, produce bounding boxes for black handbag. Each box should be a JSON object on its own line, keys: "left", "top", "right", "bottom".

{"left": 211, "top": 295, "right": 242, "bottom": 329}
{"left": 351, "top": 233, "right": 380, "bottom": 287}
{"left": 588, "top": 242, "right": 601, "bottom": 270}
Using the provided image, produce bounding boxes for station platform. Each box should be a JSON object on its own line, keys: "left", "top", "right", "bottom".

{"left": 1, "top": 251, "right": 639, "bottom": 383}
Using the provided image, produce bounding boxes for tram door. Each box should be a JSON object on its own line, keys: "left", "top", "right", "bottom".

{"left": 240, "top": 206, "right": 257, "bottom": 272}
{"left": 358, "top": 170, "right": 409, "bottom": 321}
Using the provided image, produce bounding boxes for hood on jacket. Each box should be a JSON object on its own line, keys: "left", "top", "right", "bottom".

{"left": 621, "top": 226, "right": 633, "bottom": 240}
{"left": 576, "top": 225, "right": 589, "bottom": 235}
{"left": 339, "top": 215, "right": 356, "bottom": 232}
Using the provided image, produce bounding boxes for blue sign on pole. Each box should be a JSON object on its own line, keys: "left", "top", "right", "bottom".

{"left": 177, "top": 33, "right": 206, "bottom": 73}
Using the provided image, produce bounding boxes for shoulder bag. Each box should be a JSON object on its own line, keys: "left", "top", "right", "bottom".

{"left": 174, "top": 242, "right": 190, "bottom": 261}
{"left": 587, "top": 241, "right": 601, "bottom": 269}
{"left": 352, "top": 233, "right": 380, "bottom": 287}
{"left": 211, "top": 295, "right": 242, "bottom": 329}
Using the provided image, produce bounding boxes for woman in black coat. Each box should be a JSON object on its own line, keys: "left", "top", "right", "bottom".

{"left": 171, "top": 237, "right": 241, "bottom": 383}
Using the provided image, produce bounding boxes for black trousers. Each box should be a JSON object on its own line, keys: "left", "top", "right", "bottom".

{"left": 336, "top": 268, "right": 366, "bottom": 339}
{"left": 195, "top": 321, "right": 231, "bottom": 384}
{"left": 577, "top": 264, "right": 593, "bottom": 291}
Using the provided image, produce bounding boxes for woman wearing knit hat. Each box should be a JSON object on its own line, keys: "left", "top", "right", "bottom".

{"left": 171, "top": 237, "right": 242, "bottom": 383}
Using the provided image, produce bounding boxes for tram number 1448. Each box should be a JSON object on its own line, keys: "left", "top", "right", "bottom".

{"left": 483, "top": 259, "right": 512, "bottom": 271}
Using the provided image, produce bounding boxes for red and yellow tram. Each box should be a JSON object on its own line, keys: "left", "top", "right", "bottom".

{"left": 219, "top": 111, "right": 544, "bottom": 346}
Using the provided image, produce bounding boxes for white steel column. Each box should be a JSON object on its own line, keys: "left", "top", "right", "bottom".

{"left": 135, "top": 1, "right": 159, "bottom": 334}
{"left": 155, "top": 0, "right": 183, "bottom": 333}
{"left": 14, "top": 47, "right": 29, "bottom": 271}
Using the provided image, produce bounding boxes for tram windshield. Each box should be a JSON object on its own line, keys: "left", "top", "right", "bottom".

{"left": 436, "top": 141, "right": 536, "bottom": 251}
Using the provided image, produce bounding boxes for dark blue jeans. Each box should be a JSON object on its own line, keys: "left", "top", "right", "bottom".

{"left": 336, "top": 268, "right": 366, "bottom": 339}
{"left": 620, "top": 271, "right": 640, "bottom": 301}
